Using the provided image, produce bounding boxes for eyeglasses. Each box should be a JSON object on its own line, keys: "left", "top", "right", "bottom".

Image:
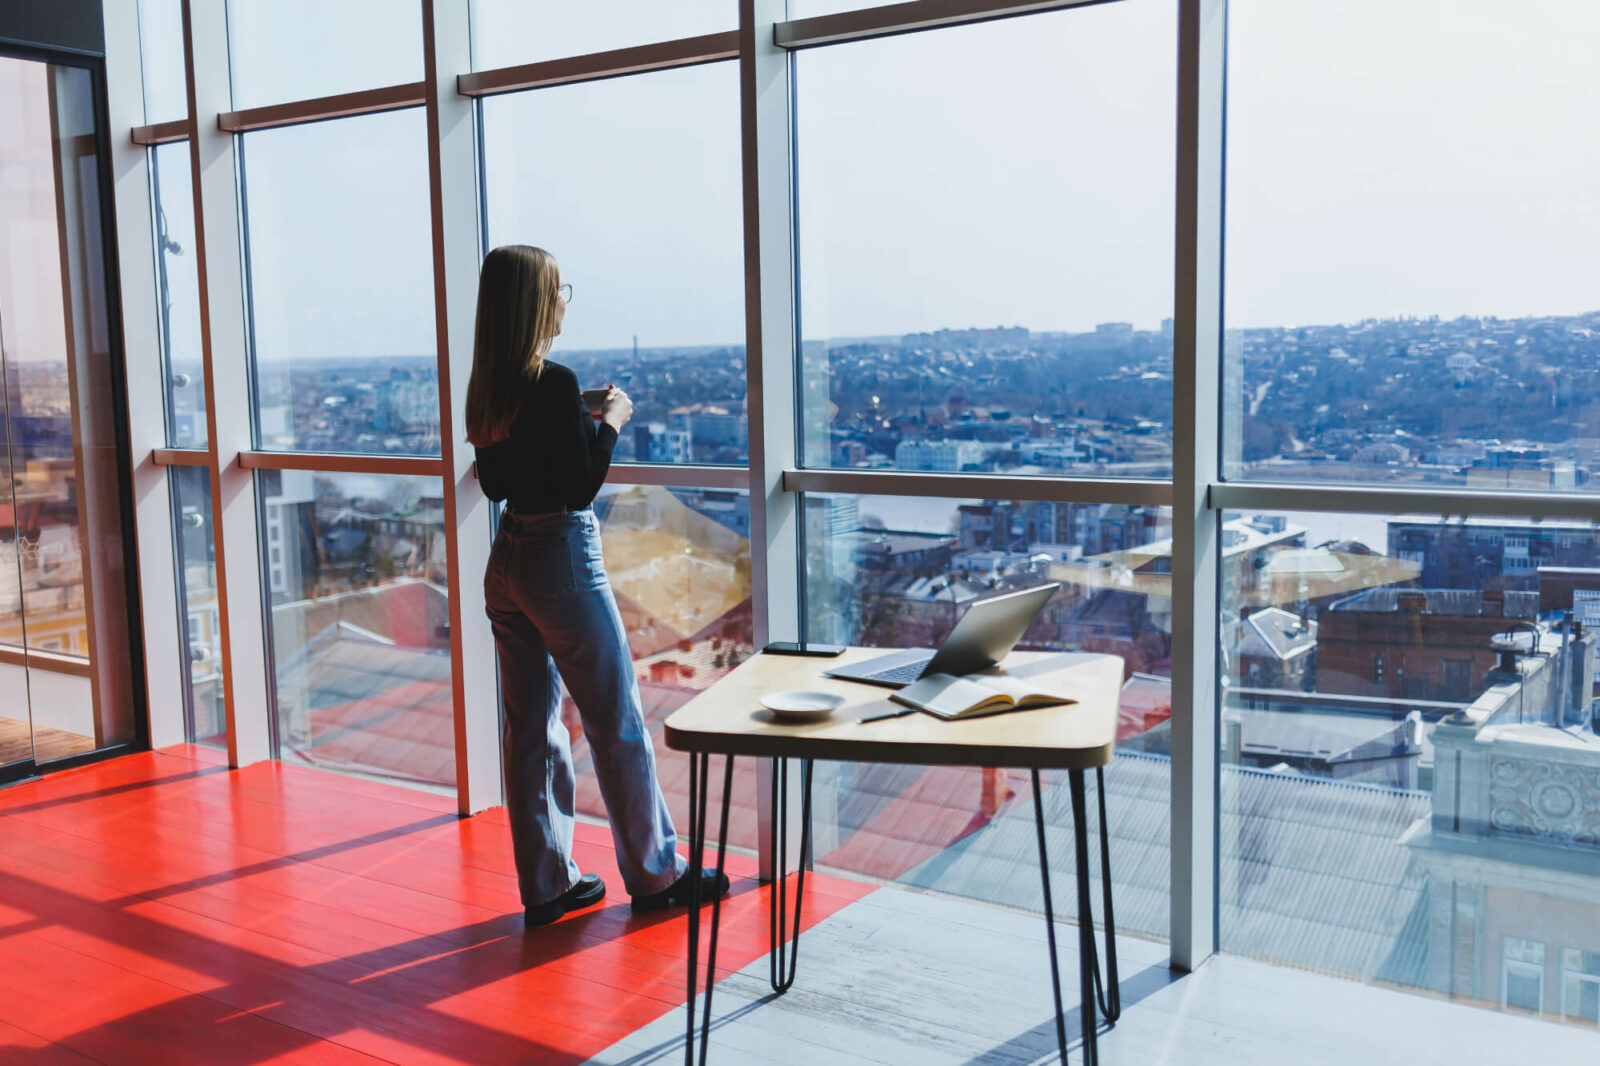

{"left": 558, "top": 282, "right": 573, "bottom": 304}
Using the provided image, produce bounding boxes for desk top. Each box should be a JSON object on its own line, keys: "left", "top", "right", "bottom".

{"left": 663, "top": 648, "right": 1123, "bottom": 770}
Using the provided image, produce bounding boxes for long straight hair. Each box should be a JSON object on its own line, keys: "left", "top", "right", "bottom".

{"left": 464, "top": 245, "right": 561, "bottom": 446}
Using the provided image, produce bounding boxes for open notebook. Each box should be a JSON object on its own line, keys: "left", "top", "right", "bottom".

{"left": 889, "top": 672, "right": 1075, "bottom": 721}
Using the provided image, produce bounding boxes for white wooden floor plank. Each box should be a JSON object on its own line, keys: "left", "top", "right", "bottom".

{"left": 587, "top": 883, "right": 1600, "bottom": 1066}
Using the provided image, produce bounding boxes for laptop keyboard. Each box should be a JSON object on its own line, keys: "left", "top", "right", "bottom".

{"left": 865, "top": 662, "right": 929, "bottom": 685}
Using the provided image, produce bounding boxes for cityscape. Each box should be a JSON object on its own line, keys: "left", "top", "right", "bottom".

{"left": 20, "top": 305, "right": 1600, "bottom": 1026}
{"left": 167, "top": 307, "right": 1600, "bottom": 491}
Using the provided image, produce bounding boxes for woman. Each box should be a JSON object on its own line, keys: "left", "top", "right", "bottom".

{"left": 466, "top": 244, "right": 728, "bottom": 926}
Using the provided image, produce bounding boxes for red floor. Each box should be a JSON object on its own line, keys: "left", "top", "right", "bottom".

{"left": 0, "top": 746, "right": 874, "bottom": 1064}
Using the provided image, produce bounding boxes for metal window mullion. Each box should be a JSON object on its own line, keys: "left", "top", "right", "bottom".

{"left": 217, "top": 81, "right": 428, "bottom": 133}
{"left": 773, "top": 0, "right": 1113, "bottom": 50}
{"left": 104, "top": 0, "right": 188, "bottom": 748}
{"left": 422, "top": 0, "right": 501, "bottom": 815}
{"left": 743, "top": 0, "right": 806, "bottom": 882}
{"left": 784, "top": 468, "right": 1172, "bottom": 506}
{"left": 742, "top": 0, "right": 802, "bottom": 660}
{"left": 458, "top": 31, "right": 740, "bottom": 98}
{"left": 607, "top": 462, "right": 750, "bottom": 490}
{"left": 181, "top": 0, "right": 273, "bottom": 767}
{"left": 1169, "top": 0, "right": 1226, "bottom": 973}
{"left": 1210, "top": 481, "right": 1600, "bottom": 523}
{"left": 151, "top": 448, "right": 212, "bottom": 467}
{"left": 131, "top": 118, "right": 189, "bottom": 145}
{"left": 234, "top": 450, "right": 445, "bottom": 477}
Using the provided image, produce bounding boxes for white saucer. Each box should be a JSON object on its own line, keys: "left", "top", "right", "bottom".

{"left": 759, "top": 690, "right": 845, "bottom": 721}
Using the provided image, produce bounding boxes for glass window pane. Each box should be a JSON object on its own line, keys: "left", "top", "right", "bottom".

{"left": 1563, "top": 950, "right": 1600, "bottom": 1025}
{"left": 1565, "top": 976, "right": 1600, "bottom": 1025}
{"left": 137, "top": 0, "right": 188, "bottom": 124}
{"left": 470, "top": 0, "right": 734, "bottom": 70}
{"left": 171, "top": 467, "right": 224, "bottom": 747}
{"left": 240, "top": 110, "right": 439, "bottom": 455}
{"left": 1, "top": 59, "right": 140, "bottom": 760}
{"left": 1565, "top": 948, "right": 1600, "bottom": 977}
{"left": 567, "top": 486, "right": 752, "bottom": 839}
{"left": 481, "top": 63, "right": 746, "bottom": 465}
{"left": 151, "top": 141, "right": 206, "bottom": 447}
{"left": 263, "top": 471, "right": 453, "bottom": 789}
{"left": 1225, "top": 1, "right": 1600, "bottom": 490}
{"left": 1506, "top": 963, "right": 1543, "bottom": 1014}
{"left": 225, "top": 0, "right": 423, "bottom": 110}
{"left": 803, "top": 493, "right": 1173, "bottom": 940}
{"left": 1220, "top": 507, "right": 1600, "bottom": 1024}
{"left": 1505, "top": 937, "right": 1547, "bottom": 966}
{"left": 795, "top": 3, "right": 1176, "bottom": 473}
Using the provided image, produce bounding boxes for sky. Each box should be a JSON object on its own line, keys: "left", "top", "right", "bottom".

{"left": 130, "top": 0, "right": 1600, "bottom": 360}
{"left": 0, "top": 60, "right": 101, "bottom": 364}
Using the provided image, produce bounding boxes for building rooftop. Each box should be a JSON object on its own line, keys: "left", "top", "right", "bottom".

{"left": 1238, "top": 607, "right": 1317, "bottom": 661}
{"left": 896, "top": 753, "right": 1432, "bottom": 986}
{"left": 1330, "top": 588, "right": 1539, "bottom": 617}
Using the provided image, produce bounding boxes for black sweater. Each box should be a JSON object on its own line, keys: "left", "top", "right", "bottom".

{"left": 474, "top": 362, "right": 618, "bottom": 512}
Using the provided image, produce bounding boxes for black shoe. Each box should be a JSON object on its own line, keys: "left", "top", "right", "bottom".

{"left": 524, "top": 873, "right": 606, "bottom": 927}
{"left": 631, "top": 866, "right": 731, "bottom": 913}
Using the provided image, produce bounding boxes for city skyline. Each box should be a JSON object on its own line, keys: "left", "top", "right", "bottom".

{"left": 134, "top": 1, "right": 1600, "bottom": 357}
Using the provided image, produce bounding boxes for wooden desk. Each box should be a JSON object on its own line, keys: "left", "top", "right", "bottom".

{"left": 664, "top": 648, "right": 1125, "bottom": 1065}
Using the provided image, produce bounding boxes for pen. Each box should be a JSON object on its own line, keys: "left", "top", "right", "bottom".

{"left": 857, "top": 707, "right": 917, "bottom": 725}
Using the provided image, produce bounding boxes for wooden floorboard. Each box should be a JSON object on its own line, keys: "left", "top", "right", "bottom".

{"left": 12, "top": 746, "right": 1576, "bottom": 1065}
{"left": 0, "top": 718, "right": 97, "bottom": 766}
{"left": 0, "top": 746, "right": 873, "bottom": 1065}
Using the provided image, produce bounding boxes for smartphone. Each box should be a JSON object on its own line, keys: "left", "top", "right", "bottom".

{"left": 762, "top": 641, "right": 845, "bottom": 657}
{"left": 580, "top": 387, "right": 611, "bottom": 418}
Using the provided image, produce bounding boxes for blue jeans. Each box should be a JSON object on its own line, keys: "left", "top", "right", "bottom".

{"left": 484, "top": 507, "right": 685, "bottom": 907}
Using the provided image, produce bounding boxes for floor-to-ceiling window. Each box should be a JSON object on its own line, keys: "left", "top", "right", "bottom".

{"left": 0, "top": 48, "right": 143, "bottom": 779}
{"left": 105, "top": 0, "right": 1600, "bottom": 1029}
{"left": 1215, "top": 0, "right": 1600, "bottom": 1015}
{"left": 477, "top": 14, "right": 753, "bottom": 833}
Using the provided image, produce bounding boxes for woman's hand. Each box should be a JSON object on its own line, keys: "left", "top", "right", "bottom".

{"left": 601, "top": 386, "right": 633, "bottom": 431}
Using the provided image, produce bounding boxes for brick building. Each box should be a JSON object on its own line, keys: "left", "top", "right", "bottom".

{"left": 1235, "top": 606, "right": 1317, "bottom": 690}
{"left": 1387, "top": 517, "right": 1600, "bottom": 591}
{"left": 1538, "top": 565, "right": 1600, "bottom": 622}
{"left": 1318, "top": 588, "right": 1537, "bottom": 701}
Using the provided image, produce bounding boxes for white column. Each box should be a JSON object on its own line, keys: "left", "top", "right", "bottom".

{"left": 1168, "top": 0, "right": 1227, "bottom": 972}
{"left": 422, "top": 0, "right": 502, "bottom": 815}
{"left": 181, "top": 0, "right": 273, "bottom": 766}
{"left": 743, "top": 0, "right": 801, "bottom": 650}
{"left": 102, "top": 0, "right": 187, "bottom": 748}
{"left": 742, "top": 0, "right": 807, "bottom": 879}
{"left": 101, "top": 0, "right": 187, "bottom": 742}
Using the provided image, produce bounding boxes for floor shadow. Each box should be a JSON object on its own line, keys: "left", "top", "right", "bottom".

{"left": 101, "top": 811, "right": 461, "bottom": 908}
{"left": 601, "top": 993, "right": 785, "bottom": 1065}
{"left": 0, "top": 852, "right": 769, "bottom": 1066}
{"left": 0, "top": 767, "right": 228, "bottom": 816}
{"left": 965, "top": 962, "right": 1183, "bottom": 1065}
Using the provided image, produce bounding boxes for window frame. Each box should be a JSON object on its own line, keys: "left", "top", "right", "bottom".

{"left": 1502, "top": 936, "right": 1548, "bottom": 1016}
{"left": 1561, "top": 947, "right": 1600, "bottom": 1026}
{"left": 103, "top": 0, "right": 1600, "bottom": 980}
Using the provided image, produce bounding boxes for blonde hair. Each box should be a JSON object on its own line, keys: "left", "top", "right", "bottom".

{"left": 464, "top": 245, "right": 562, "bottom": 446}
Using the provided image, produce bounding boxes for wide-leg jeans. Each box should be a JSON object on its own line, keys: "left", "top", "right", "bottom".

{"left": 484, "top": 506, "right": 685, "bottom": 907}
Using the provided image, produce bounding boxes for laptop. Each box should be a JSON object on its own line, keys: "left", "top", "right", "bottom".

{"left": 824, "top": 583, "right": 1061, "bottom": 689}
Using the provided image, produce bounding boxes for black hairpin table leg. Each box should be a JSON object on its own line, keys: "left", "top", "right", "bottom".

{"left": 683, "top": 752, "right": 705, "bottom": 1066}
{"left": 1032, "top": 768, "right": 1071, "bottom": 1064}
{"left": 684, "top": 753, "right": 734, "bottom": 1066}
{"left": 769, "top": 757, "right": 814, "bottom": 994}
{"left": 1034, "top": 767, "right": 1121, "bottom": 1065}
{"left": 1067, "top": 768, "right": 1100, "bottom": 1066}
{"left": 1087, "top": 766, "right": 1120, "bottom": 1025}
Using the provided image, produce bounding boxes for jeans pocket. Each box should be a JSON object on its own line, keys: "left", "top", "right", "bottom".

{"left": 570, "top": 519, "right": 608, "bottom": 590}
{"left": 515, "top": 533, "right": 576, "bottom": 600}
